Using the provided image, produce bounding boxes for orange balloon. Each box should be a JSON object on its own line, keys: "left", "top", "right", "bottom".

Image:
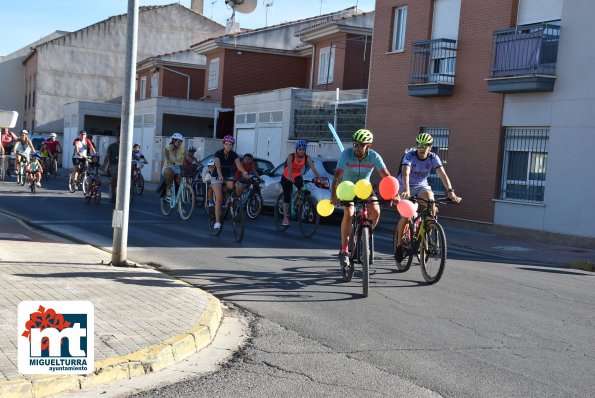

{"left": 379, "top": 176, "right": 400, "bottom": 200}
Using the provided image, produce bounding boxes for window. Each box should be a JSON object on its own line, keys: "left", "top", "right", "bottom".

{"left": 208, "top": 58, "right": 220, "bottom": 90}
{"left": 422, "top": 128, "right": 449, "bottom": 193}
{"left": 140, "top": 76, "right": 147, "bottom": 100}
{"left": 392, "top": 6, "right": 408, "bottom": 52}
{"left": 500, "top": 127, "right": 549, "bottom": 202}
{"left": 150, "top": 72, "right": 159, "bottom": 97}
{"left": 318, "top": 46, "right": 335, "bottom": 84}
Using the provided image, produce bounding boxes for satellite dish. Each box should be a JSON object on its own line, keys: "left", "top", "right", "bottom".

{"left": 225, "top": 0, "right": 257, "bottom": 14}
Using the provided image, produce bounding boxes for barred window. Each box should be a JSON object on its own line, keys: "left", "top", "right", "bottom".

{"left": 500, "top": 127, "right": 549, "bottom": 202}
{"left": 422, "top": 128, "right": 449, "bottom": 193}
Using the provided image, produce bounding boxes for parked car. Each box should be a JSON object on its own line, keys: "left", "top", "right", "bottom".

{"left": 260, "top": 157, "right": 340, "bottom": 214}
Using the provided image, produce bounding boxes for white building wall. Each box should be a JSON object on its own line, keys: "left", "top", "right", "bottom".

{"left": 496, "top": 0, "right": 595, "bottom": 238}
{"left": 33, "top": 5, "right": 223, "bottom": 133}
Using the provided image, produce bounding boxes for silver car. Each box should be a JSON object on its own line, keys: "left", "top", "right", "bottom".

{"left": 260, "top": 157, "right": 339, "bottom": 211}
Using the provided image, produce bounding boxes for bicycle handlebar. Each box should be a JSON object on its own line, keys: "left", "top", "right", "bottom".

{"left": 407, "top": 196, "right": 455, "bottom": 205}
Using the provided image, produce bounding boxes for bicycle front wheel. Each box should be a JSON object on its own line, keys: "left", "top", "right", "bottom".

{"left": 178, "top": 184, "right": 195, "bottom": 221}
{"left": 246, "top": 192, "right": 263, "bottom": 220}
{"left": 231, "top": 198, "right": 245, "bottom": 242}
{"left": 394, "top": 222, "right": 414, "bottom": 272}
{"left": 134, "top": 174, "right": 145, "bottom": 195}
{"left": 420, "top": 221, "right": 447, "bottom": 284}
{"left": 297, "top": 196, "right": 319, "bottom": 239}
{"left": 19, "top": 165, "right": 26, "bottom": 186}
{"left": 274, "top": 193, "right": 289, "bottom": 232}
{"left": 160, "top": 194, "right": 173, "bottom": 216}
{"left": 361, "top": 226, "right": 371, "bottom": 298}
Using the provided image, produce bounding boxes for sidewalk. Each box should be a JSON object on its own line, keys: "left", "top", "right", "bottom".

{"left": 377, "top": 208, "right": 595, "bottom": 271}
{"left": 0, "top": 213, "right": 223, "bottom": 398}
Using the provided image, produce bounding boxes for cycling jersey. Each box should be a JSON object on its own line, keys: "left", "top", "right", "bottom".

{"left": 398, "top": 148, "right": 443, "bottom": 188}
{"left": 282, "top": 153, "right": 307, "bottom": 180}
{"left": 73, "top": 138, "right": 94, "bottom": 158}
{"left": 14, "top": 140, "right": 32, "bottom": 155}
{"left": 336, "top": 148, "right": 386, "bottom": 183}
{"left": 40, "top": 147, "right": 49, "bottom": 158}
{"left": 234, "top": 161, "right": 255, "bottom": 179}
{"left": 47, "top": 140, "right": 60, "bottom": 153}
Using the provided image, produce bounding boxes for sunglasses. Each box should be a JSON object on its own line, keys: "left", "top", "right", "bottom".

{"left": 417, "top": 145, "right": 431, "bottom": 150}
{"left": 353, "top": 142, "right": 367, "bottom": 149}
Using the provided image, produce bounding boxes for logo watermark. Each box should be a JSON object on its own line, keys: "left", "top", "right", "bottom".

{"left": 18, "top": 301, "right": 94, "bottom": 374}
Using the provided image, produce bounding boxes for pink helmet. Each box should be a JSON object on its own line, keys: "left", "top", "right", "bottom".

{"left": 223, "top": 135, "right": 235, "bottom": 144}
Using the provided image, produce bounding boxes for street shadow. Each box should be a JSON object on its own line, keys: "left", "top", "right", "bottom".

{"left": 515, "top": 266, "right": 593, "bottom": 276}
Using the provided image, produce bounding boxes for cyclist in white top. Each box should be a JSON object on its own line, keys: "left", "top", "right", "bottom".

{"left": 13, "top": 130, "right": 36, "bottom": 174}
{"left": 70, "top": 130, "right": 96, "bottom": 187}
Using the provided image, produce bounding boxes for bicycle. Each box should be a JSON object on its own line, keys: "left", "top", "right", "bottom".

{"left": 84, "top": 169, "right": 102, "bottom": 206}
{"left": 241, "top": 176, "right": 264, "bottom": 220}
{"left": 341, "top": 198, "right": 382, "bottom": 298}
{"left": 69, "top": 157, "right": 90, "bottom": 194}
{"left": 393, "top": 196, "right": 454, "bottom": 284}
{"left": 131, "top": 160, "right": 145, "bottom": 195}
{"left": 274, "top": 177, "right": 329, "bottom": 239}
{"left": 207, "top": 178, "right": 245, "bottom": 242}
{"left": 160, "top": 166, "right": 195, "bottom": 221}
{"left": 44, "top": 154, "right": 58, "bottom": 181}
{"left": 27, "top": 169, "right": 41, "bottom": 194}
{"left": 15, "top": 153, "right": 28, "bottom": 186}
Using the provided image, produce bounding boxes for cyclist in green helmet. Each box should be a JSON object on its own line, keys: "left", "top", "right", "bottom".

{"left": 394, "top": 132, "right": 461, "bottom": 264}
{"left": 331, "top": 128, "right": 393, "bottom": 270}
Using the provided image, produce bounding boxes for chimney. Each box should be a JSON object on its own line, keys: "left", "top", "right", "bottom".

{"left": 191, "top": 0, "right": 204, "bottom": 15}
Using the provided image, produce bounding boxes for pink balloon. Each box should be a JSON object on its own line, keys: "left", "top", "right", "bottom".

{"left": 379, "top": 176, "right": 400, "bottom": 200}
{"left": 397, "top": 200, "right": 416, "bottom": 218}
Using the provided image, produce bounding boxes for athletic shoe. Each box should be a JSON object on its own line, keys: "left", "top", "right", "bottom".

{"left": 282, "top": 218, "right": 290, "bottom": 226}
{"left": 339, "top": 252, "right": 350, "bottom": 269}
{"left": 214, "top": 222, "right": 221, "bottom": 230}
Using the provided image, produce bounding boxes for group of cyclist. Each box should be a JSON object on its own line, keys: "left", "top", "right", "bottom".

{"left": 159, "top": 128, "right": 461, "bottom": 271}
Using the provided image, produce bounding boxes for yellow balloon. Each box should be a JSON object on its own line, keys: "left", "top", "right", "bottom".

{"left": 354, "top": 179, "right": 373, "bottom": 199}
{"left": 316, "top": 199, "right": 334, "bottom": 217}
{"left": 336, "top": 181, "right": 355, "bottom": 201}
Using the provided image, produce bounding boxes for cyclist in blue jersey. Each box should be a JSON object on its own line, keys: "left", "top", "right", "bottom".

{"left": 394, "top": 132, "right": 461, "bottom": 264}
{"left": 331, "top": 129, "right": 392, "bottom": 269}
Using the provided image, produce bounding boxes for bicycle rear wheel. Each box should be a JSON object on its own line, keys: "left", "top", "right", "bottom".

{"left": 361, "top": 226, "right": 371, "bottom": 298}
{"left": 231, "top": 198, "right": 245, "bottom": 242}
{"left": 394, "top": 222, "right": 414, "bottom": 272}
{"left": 194, "top": 179, "right": 205, "bottom": 211}
{"left": 274, "top": 193, "right": 289, "bottom": 232}
{"left": 297, "top": 196, "right": 319, "bottom": 239}
{"left": 246, "top": 192, "right": 263, "bottom": 220}
{"left": 178, "top": 184, "right": 195, "bottom": 221}
{"left": 420, "top": 221, "right": 447, "bottom": 284}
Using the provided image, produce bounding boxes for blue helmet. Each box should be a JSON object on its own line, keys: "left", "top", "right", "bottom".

{"left": 32, "top": 152, "right": 41, "bottom": 158}
{"left": 295, "top": 140, "right": 307, "bottom": 149}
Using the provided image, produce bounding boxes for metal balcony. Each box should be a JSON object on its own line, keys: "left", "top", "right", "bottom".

{"left": 408, "top": 38, "right": 457, "bottom": 97}
{"left": 487, "top": 22, "right": 560, "bottom": 93}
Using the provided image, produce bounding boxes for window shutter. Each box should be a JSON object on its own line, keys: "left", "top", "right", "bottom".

{"left": 431, "top": 0, "right": 462, "bottom": 40}
{"left": 517, "top": 0, "right": 564, "bottom": 25}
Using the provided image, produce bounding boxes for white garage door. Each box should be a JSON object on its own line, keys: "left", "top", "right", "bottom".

{"left": 236, "top": 128, "right": 255, "bottom": 155}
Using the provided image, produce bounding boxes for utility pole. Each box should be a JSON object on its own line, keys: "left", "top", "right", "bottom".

{"left": 111, "top": 0, "right": 138, "bottom": 267}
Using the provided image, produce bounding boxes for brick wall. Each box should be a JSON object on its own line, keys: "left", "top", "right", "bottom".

{"left": 220, "top": 49, "right": 308, "bottom": 108}
{"left": 343, "top": 34, "right": 371, "bottom": 90}
{"left": 367, "top": 0, "right": 519, "bottom": 223}
{"left": 161, "top": 66, "right": 205, "bottom": 99}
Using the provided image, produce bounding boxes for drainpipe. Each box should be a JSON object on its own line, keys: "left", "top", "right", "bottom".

{"left": 309, "top": 46, "right": 315, "bottom": 89}
{"left": 159, "top": 66, "right": 191, "bottom": 99}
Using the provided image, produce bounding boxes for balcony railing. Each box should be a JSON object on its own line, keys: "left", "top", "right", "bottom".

{"left": 408, "top": 38, "right": 457, "bottom": 97}
{"left": 487, "top": 23, "right": 560, "bottom": 93}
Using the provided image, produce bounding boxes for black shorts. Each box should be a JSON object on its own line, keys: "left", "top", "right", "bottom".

{"left": 281, "top": 175, "right": 304, "bottom": 203}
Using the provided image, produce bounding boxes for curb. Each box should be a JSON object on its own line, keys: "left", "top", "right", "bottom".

{"left": 0, "top": 291, "right": 223, "bottom": 398}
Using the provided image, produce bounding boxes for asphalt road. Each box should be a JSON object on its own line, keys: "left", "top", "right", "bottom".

{"left": 2, "top": 175, "right": 594, "bottom": 397}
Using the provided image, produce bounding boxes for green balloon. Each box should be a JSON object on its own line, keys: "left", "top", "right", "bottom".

{"left": 336, "top": 181, "right": 355, "bottom": 201}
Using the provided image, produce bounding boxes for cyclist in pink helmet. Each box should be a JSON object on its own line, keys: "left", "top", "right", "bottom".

{"left": 211, "top": 135, "right": 250, "bottom": 231}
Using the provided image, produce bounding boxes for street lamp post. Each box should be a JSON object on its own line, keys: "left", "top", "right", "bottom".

{"left": 111, "top": 0, "right": 139, "bottom": 267}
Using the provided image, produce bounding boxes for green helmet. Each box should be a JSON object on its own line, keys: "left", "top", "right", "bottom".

{"left": 353, "top": 129, "right": 373, "bottom": 144}
{"left": 416, "top": 133, "right": 433, "bottom": 146}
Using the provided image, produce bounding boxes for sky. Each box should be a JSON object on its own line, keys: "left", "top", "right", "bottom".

{"left": 0, "top": 0, "right": 375, "bottom": 57}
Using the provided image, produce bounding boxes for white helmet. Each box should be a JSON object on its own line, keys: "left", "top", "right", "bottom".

{"left": 49, "top": 133, "right": 57, "bottom": 138}
{"left": 171, "top": 132, "right": 183, "bottom": 141}
{"left": 21, "top": 129, "right": 29, "bottom": 135}
{"left": 207, "top": 159, "right": 215, "bottom": 166}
